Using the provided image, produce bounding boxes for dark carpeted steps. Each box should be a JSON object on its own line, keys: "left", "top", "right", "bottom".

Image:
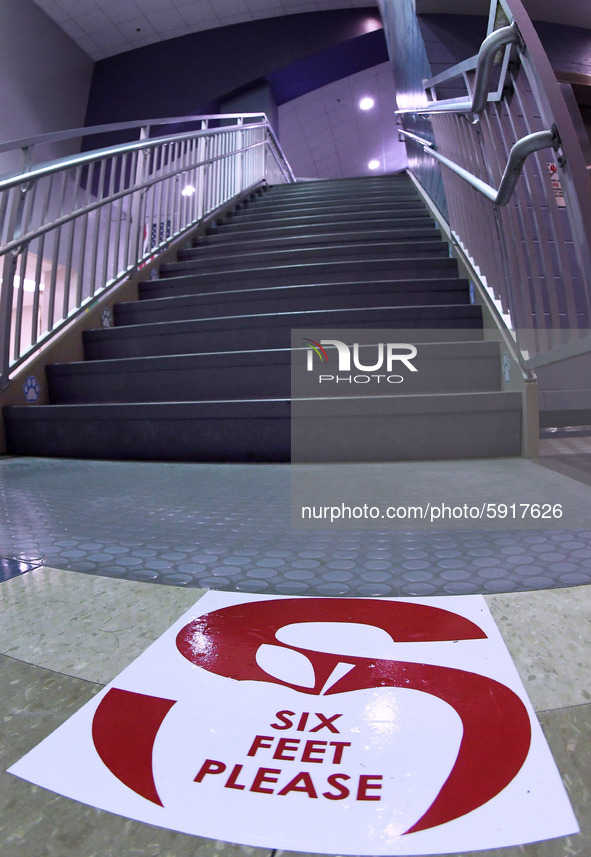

{"left": 4, "top": 173, "right": 521, "bottom": 461}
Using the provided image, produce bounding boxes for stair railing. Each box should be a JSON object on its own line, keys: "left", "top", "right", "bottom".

{"left": 0, "top": 113, "right": 294, "bottom": 388}
{"left": 393, "top": 0, "right": 591, "bottom": 369}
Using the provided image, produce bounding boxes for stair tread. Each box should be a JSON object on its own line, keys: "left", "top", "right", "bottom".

{"left": 158, "top": 256, "right": 459, "bottom": 280}
{"left": 6, "top": 170, "right": 521, "bottom": 462}
{"left": 8, "top": 391, "right": 521, "bottom": 414}
{"left": 137, "top": 276, "right": 469, "bottom": 302}
{"left": 199, "top": 228, "right": 439, "bottom": 248}
{"left": 177, "top": 240, "right": 449, "bottom": 265}
{"left": 86, "top": 303, "right": 483, "bottom": 336}
{"left": 49, "top": 340, "right": 501, "bottom": 373}
{"left": 138, "top": 278, "right": 469, "bottom": 305}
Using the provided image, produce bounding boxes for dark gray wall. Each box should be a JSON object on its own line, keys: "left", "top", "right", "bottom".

{"left": 535, "top": 20, "right": 591, "bottom": 77}
{"left": 0, "top": 0, "right": 94, "bottom": 176}
{"left": 417, "top": 15, "right": 591, "bottom": 156}
{"left": 379, "top": 0, "right": 448, "bottom": 217}
{"left": 219, "top": 83, "right": 278, "bottom": 132}
{"left": 84, "top": 10, "right": 381, "bottom": 127}
{"left": 418, "top": 14, "right": 591, "bottom": 80}
{"left": 418, "top": 14, "right": 488, "bottom": 85}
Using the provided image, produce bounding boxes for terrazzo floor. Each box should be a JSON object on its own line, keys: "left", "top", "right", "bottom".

{"left": 0, "top": 449, "right": 590, "bottom": 857}
{"left": 0, "top": 569, "right": 588, "bottom": 857}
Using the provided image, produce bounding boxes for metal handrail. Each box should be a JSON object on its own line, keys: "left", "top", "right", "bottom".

{"left": 396, "top": 22, "right": 521, "bottom": 117}
{"left": 0, "top": 113, "right": 269, "bottom": 158}
{"left": 0, "top": 113, "right": 294, "bottom": 386}
{"left": 398, "top": 127, "right": 560, "bottom": 206}
{"left": 0, "top": 123, "right": 270, "bottom": 191}
{"left": 0, "top": 140, "right": 269, "bottom": 256}
{"left": 391, "top": 0, "right": 591, "bottom": 370}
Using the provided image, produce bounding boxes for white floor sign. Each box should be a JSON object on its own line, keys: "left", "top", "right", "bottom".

{"left": 9, "top": 593, "right": 578, "bottom": 854}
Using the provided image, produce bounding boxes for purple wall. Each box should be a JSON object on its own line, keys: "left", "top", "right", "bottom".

{"left": 534, "top": 21, "right": 591, "bottom": 77}
{"left": 0, "top": 0, "right": 93, "bottom": 175}
{"left": 84, "top": 10, "right": 384, "bottom": 127}
{"left": 418, "top": 14, "right": 591, "bottom": 81}
{"left": 418, "top": 15, "right": 487, "bottom": 81}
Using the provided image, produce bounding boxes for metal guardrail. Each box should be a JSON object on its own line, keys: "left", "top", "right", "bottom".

{"left": 398, "top": 127, "right": 560, "bottom": 206}
{"left": 397, "top": 22, "right": 522, "bottom": 118}
{"left": 0, "top": 114, "right": 294, "bottom": 386}
{"left": 394, "top": 0, "right": 591, "bottom": 368}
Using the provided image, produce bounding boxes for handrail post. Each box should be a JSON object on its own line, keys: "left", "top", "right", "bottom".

{"left": 263, "top": 130, "right": 268, "bottom": 181}
{"left": 196, "top": 120, "right": 207, "bottom": 221}
{"left": 0, "top": 251, "right": 17, "bottom": 387}
{"left": 0, "top": 183, "right": 29, "bottom": 386}
{"left": 130, "top": 127, "right": 150, "bottom": 271}
{"left": 21, "top": 146, "right": 33, "bottom": 174}
{"left": 236, "top": 116, "right": 244, "bottom": 196}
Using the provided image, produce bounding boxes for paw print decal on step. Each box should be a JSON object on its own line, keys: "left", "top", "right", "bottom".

{"left": 502, "top": 352, "right": 511, "bottom": 384}
{"left": 101, "top": 308, "right": 113, "bottom": 328}
{"left": 23, "top": 376, "right": 40, "bottom": 403}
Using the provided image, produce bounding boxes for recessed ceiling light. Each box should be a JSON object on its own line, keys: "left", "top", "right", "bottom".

{"left": 359, "top": 97, "right": 375, "bottom": 111}
{"left": 181, "top": 185, "right": 196, "bottom": 197}
{"left": 368, "top": 159, "right": 380, "bottom": 170}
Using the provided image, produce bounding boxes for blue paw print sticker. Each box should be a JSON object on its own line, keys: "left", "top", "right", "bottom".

{"left": 101, "top": 308, "right": 113, "bottom": 328}
{"left": 23, "top": 376, "right": 40, "bottom": 403}
{"left": 502, "top": 352, "right": 511, "bottom": 384}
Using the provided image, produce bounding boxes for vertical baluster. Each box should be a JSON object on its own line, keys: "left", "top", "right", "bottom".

{"left": 60, "top": 165, "right": 83, "bottom": 320}
{"left": 31, "top": 234, "right": 45, "bottom": 347}
{"left": 111, "top": 152, "right": 127, "bottom": 281}
{"left": 46, "top": 169, "right": 69, "bottom": 329}
{"left": 12, "top": 244, "right": 29, "bottom": 361}
{"left": 129, "top": 148, "right": 145, "bottom": 268}
{"left": 146, "top": 147, "right": 158, "bottom": 264}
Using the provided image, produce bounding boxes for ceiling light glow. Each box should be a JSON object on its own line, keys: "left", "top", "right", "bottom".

{"left": 363, "top": 17, "right": 383, "bottom": 34}
{"left": 181, "top": 185, "right": 196, "bottom": 197}
{"left": 359, "top": 97, "right": 375, "bottom": 111}
{"left": 368, "top": 159, "right": 381, "bottom": 171}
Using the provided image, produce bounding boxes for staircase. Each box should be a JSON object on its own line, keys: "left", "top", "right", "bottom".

{"left": 4, "top": 174, "right": 522, "bottom": 461}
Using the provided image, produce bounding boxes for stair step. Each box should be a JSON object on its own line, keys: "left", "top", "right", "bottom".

{"left": 4, "top": 170, "right": 521, "bottom": 463}
{"left": 259, "top": 180, "right": 416, "bottom": 195}
{"left": 190, "top": 233, "right": 442, "bottom": 256}
{"left": 122, "top": 280, "right": 471, "bottom": 324}
{"left": 291, "top": 392, "right": 522, "bottom": 462}
{"left": 83, "top": 305, "right": 484, "bottom": 360}
{"left": 199, "top": 226, "right": 440, "bottom": 250}
{"left": 170, "top": 240, "right": 450, "bottom": 272}
{"left": 244, "top": 194, "right": 421, "bottom": 214}
{"left": 212, "top": 211, "right": 433, "bottom": 232}
{"left": 47, "top": 341, "right": 502, "bottom": 404}
{"left": 4, "top": 391, "right": 521, "bottom": 462}
{"left": 138, "top": 275, "right": 470, "bottom": 303}
{"left": 156, "top": 257, "right": 461, "bottom": 291}
{"left": 208, "top": 216, "right": 434, "bottom": 241}
{"left": 227, "top": 200, "right": 428, "bottom": 223}
{"left": 263, "top": 175, "right": 412, "bottom": 194}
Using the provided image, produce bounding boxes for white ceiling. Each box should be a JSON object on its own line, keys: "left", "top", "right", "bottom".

{"left": 32, "top": 0, "right": 591, "bottom": 61}
{"left": 279, "top": 61, "right": 406, "bottom": 179}
{"left": 32, "top": 0, "right": 377, "bottom": 60}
